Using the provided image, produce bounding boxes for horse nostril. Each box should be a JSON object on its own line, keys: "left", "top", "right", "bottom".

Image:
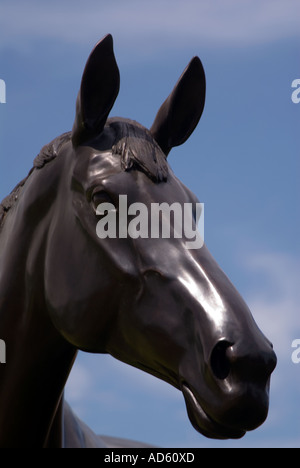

{"left": 220, "top": 340, "right": 277, "bottom": 382}
{"left": 210, "top": 340, "right": 233, "bottom": 380}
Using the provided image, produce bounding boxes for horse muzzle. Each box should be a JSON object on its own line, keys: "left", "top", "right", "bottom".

{"left": 181, "top": 338, "right": 277, "bottom": 439}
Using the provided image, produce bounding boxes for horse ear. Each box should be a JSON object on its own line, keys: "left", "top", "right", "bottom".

{"left": 72, "top": 34, "right": 120, "bottom": 146}
{"left": 150, "top": 57, "right": 206, "bottom": 156}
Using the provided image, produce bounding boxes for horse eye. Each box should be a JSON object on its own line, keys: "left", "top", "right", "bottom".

{"left": 91, "top": 191, "right": 114, "bottom": 212}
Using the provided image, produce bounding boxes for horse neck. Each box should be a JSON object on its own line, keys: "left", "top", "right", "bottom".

{"left": 0, "top": 161, "right": 77, "bottom": 447}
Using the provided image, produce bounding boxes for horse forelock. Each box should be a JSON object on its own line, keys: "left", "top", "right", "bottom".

{"left": 108, "top": 118, "right": 169, "bottom": 183}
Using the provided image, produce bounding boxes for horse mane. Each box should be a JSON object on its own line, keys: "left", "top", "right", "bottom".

{"left": 0, "top": 132, "right": 71, "bottom": 227}
{"left": 0, "top": 120, "right": 168, "bottom": 228}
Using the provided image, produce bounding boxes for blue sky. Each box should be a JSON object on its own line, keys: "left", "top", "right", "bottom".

{"left": 0, "top": 0, "right": 299, "bottom": 447}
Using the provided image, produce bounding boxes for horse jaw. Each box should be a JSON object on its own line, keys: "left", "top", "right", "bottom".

{"left": 181, "top": 384, "right": 245, "bottom": 440}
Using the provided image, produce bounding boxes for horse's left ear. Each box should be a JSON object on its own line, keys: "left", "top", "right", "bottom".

{"left": 150, "top": 57, "right": 205, "bottom": 156}
{"left": 72, "top": 34, "right": 120, "bottom": 146}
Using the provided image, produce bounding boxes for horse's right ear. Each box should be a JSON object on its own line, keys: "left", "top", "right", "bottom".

{"left": 72, "top": 34, "right": 120, "bottom": 146}
{"left": 150, "top": 56, "right": 205, "bottom": 156}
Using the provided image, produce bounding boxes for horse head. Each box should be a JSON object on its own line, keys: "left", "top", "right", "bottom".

{"left": 38, "top": 35, "right": 276, "bottom": 440}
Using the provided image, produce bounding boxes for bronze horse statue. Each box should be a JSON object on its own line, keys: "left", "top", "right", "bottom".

{"left": 0, "top": 35, "right": 276, "bottom": 448}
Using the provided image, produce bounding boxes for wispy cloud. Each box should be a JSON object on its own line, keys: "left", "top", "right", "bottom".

{"left": 65, "top": 352, "right": 181, "bottom": 426}
{"left": 242, "top": 251, "right": 300, "bottom": 357}
{"left": 0, "top": 0, "right": 299, "bottom": 55}
{"left": 239, "top": 251, "right": 300, "bottom": 444}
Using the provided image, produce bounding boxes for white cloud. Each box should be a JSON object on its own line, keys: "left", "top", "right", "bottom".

{"left": 0, "top": 0, "right": 299, "bottom": 55}
{"left": 239, "top": 250, "right": 300, "bottom": 441}
{"left": 242, "top": 251, "right": 300, "bottom": 357}
{"left": 65, "top": 351, "right": 182, "bottom": 427}
{"left": 66, "top": 352, "right": 181, "bottom": 407}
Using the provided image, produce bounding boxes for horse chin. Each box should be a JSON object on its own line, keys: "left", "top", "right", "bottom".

{"left": 181, "top": 384, "right": 246, "bottom": 440}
